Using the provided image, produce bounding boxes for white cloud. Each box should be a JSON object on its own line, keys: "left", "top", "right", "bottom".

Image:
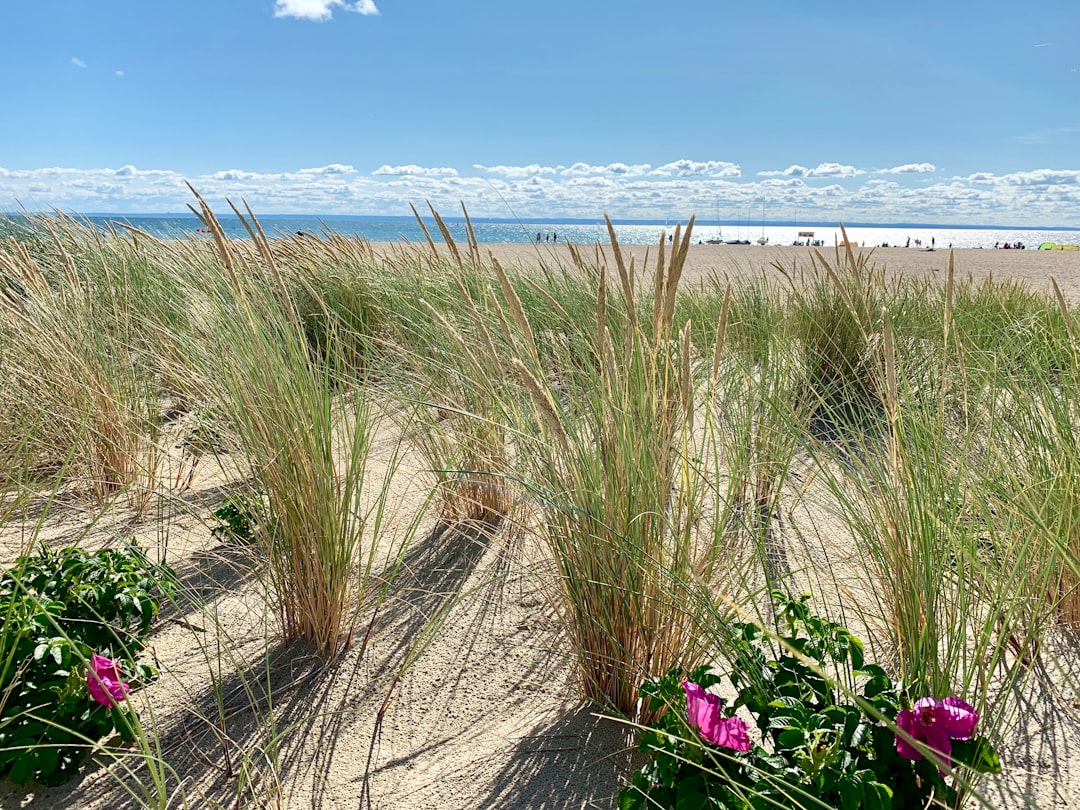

{"left": 298, "top": 163, "right": 355, "bottom": 175}
{"left": 475, "top": 164, "right": 558, "bottom": 178}
{"left": 879, "top": 163, "right": 936, "bottom": 174}
{"left": 213, "top": 169, "right": 264, "bottom": 181}
{"left": 273, "top": 0, "right": 378, "bottom": 21}
{"left": 963, "top": 169, "right": 1080, "bottom": 186}
{"left": 115, "top": 70, "right": 125, "bottom": 77}
{"left": 1000, "top": 169, "right": 1080, "bottom": 186}
{"left": 651, "top": 160, "right": 740, "bottom": 178}
{"left": 759, "top": 162, "right": 861, "bottom": 179}
{"left": 71, "top": 57, "right": 87, "bottom": 69}
{"left": 3, "top": 162, "right": 1079, "bottom": 226}
{"left": 372, "top": 164, "right": 458, "bottom": 177}
{"left": 758, "top": 164, "right": 809, "bottom": 178}
{"left": 561, "top": 162, "right": 651, "bottom": 177}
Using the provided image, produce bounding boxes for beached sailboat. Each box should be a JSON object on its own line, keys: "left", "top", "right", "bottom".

{"left": 726, "top": 207, "right": 750, "bottom": 244}
{"left": 756, "top": 202, "right": 769, "bottom": 245}
{"left": 705, "top": 199, "right": 724, "bottom": 244}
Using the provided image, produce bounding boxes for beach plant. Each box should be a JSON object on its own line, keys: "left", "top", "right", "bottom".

{"left": 620, "top": 592, "right": 1001, "bottom": 810}
{"left": 0, "top": 219, "right": 170, "bottom": 509}
{"left": 393, "top": 258, "right": 517, "bottom": 529}
{"left": 275, "top": 234, "right": 387, "bottom": 384}
{"left": 0, "top": 543, "right": 175, "bottom": 784}
{"left": 785, "top": 240, "right": 889, "bottom": 448}
{"left": 803, "top": 273, "right": 1065, "bottom": 794}
{"left": 986, "top": 284, "right": 1080, "bottom": 628}
{"left": 703, "top": 325, "right": 807, "bottom": 596}
{"left": 0, "top": 218, "right": 197, "bottom": 508}
{"left": 179, "top": 193, "right": 423, "bottom": 658}
{"left": 461, "top": 217, "right": 740, "bottom": 720}
{"left": 211, "top": 492, "right": 263, "bottom": 545}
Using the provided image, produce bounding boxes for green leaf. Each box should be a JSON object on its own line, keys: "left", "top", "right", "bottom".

{"left": 863, "top": 780, "right": 893, "bottom": 810}
{"left": 837, "top": 773, "right": 863, "bottom": 810}
{"left": 34, "top": 746, "right": 59, "bottom": 779}
{"left": 618, "top": 785, "right": 644, "bottom": 810}
{"left": 951, "top": 737, "right": 1002, "bottom": 774}
{"left": 776, "top": 728, "right": 806, "bottom": 749}
{"left": 8, "top": 750, "right": 36, "bottom": 784}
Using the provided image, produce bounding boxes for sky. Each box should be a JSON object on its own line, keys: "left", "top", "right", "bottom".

{"left": 1, "top": 0, "right": 1078, "bottom": 226}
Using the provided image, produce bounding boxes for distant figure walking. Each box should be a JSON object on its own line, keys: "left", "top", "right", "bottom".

{"left": 553, "top": 233, "right": 558, "bottom": 243}
{"left": 906, "top": 237, "right": 911, "bottom": 248}
{"left": 536, "top": 232, "right": 541, "bottom": 243}
{"left": 931, "top": 237, "right": 935, "bottom": 249}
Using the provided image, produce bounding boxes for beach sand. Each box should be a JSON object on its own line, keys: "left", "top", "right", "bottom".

{"left": 2, "top": 243, "right": 1080, "bottom": 809}
{"left": 383, "top": 241, "right": 1080, "bottom": 301}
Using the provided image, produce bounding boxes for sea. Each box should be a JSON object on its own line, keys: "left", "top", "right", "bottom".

{"left": 7, "top": 213, "right": 1080, "bottom": 251}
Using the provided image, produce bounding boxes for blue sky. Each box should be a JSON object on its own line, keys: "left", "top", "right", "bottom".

{"left": 1, "top": 0, "right": 1078, "bottom": 225}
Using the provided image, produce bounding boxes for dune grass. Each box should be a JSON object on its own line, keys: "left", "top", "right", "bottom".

{"left": 1, "top": 205, "right": 1078, "bottom": 807}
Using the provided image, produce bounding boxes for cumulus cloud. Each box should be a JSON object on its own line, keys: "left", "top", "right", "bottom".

{"left": 3, "top": 162, "right": 1079, "bottom": 226}
{"left": 298, "top": 164, "right": 355, "bottom": 175}
{"left": 475, "top": 164, "right": 558, "bottom": 178}
{"left": 759, "top": 162, "right": 861, "bottom": 178}
{"left": 879, "top": 163, "right": 936, "bottom": 174}
{"left": 963, "top": 169, "right": 1080, "bottom": 186}
{"left": 651, "top": 160, "right": 740, "bottom": 178}
{"left": 71, "top": 57, "right": 87, "bottom": 69}
{"left": 213, "top": 169, "right": 264, "bottom": 181}
{"left": 561, "top": 162, "right": 651, "bottom": 177}
{"left": 372, "top": 164, "right": 458, "bottom": 177}
{"left": 273, "top": 0, "right": 378, "bottom": 21}
{"left": 1000, "top": 168, "right": 1080, "bottom": 185}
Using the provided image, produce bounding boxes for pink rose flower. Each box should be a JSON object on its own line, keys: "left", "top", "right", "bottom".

{"left": 682, "top": 680, "right": 751, "bottom": 752}
{"left": 86, "top": 654, "right": 130, "bottom": 707}
{"left": 896, "top": 696, "right": 978, "bottom": 773}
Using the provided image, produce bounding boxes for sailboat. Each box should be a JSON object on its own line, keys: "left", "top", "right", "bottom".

{"left": 726, "top": 207, "right": 750, "bottom": 244}
{"left": 705, "top": 198, "right": 724, "bottom": 244}
{"left": 756, "top": 202, "right": 769, "bottom": 245}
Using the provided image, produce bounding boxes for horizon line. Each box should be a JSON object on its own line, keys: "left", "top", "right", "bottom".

{"left": 5, "top": 211, "right": 1078, "bottom": 232}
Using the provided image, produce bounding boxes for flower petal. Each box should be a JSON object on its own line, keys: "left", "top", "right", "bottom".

{"left": 707, "top": 716, "right": 751, "bottom": 752}
{"left": 683, "top": 680, "right": 722, "bottom": 737}
{"left": 895, "top": 708, "right": 923, "bottom": 760}
{"left": 87, "top": 655, "right": 130, "bottom": 706}
{"left": 924, "top": 725, "right": 955, "bottom": 775}
{"left": 941, "top": 697, "right": 978, "bottom": 739}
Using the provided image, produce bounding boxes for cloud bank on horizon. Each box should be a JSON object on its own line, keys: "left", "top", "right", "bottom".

{"left": 3, "top": 160, "right": 1079, "bottom": 227}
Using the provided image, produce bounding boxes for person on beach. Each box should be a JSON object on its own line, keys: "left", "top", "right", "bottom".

{"left": 536, "top": 232, "right": 541, "bottom": 243}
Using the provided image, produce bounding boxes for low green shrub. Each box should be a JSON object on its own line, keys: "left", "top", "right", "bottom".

{"left": 0, "top": 543, "right": 175, "bottom": 784}
{"left": 621, "top": 593, "right": 1000, "bottom": 810}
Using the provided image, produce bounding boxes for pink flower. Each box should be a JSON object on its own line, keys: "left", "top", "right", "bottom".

{"left": 86, "top": 654, "right": 130, "bottom": 707}
{"left": 682, "top": 680, "right": 751, "bottom": 752}
{"left": 896, "top": 696, "right": 978, "bottom": 773}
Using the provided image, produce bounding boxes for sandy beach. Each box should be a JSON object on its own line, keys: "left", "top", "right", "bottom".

{"left": 374, "top": 241, "right": 1080, "bottom": 301}
{"left": 3, "top": 238, "right": 1080, "bottom": 810}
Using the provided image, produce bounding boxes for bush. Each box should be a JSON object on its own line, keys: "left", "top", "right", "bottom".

{"left": 0, "top": 544, "right": 176, "bottom": 784}
{"left": 621, "top": 593, "right": 1000, "bottom": 810}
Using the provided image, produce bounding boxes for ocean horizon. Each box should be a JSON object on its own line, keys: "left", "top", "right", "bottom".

{"left": 4, "top": 211, "right": 1078, "bottom": 250}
